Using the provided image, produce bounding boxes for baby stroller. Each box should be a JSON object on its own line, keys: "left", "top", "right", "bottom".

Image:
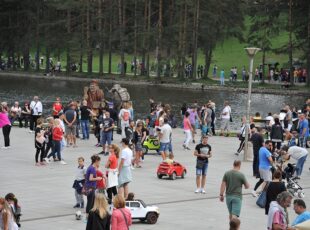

{"left": 282, "top": 163, "right": 304, "bottom": 198}
{"left": 274, "top": 151, "right": 304, "bottom": 198}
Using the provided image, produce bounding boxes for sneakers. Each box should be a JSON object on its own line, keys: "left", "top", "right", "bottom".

{"left": 235, "top": 152, "right": 239, "bottom": 156}
{"left": 44, "top": 158, "right": 50, "bottom": 163}
{"left": 1, "top": 146, "right": 8, "bottom": 149}
{"left": 60, "top": 160, "right": 67, "bottom": 165}
{"left": 251, "top": 190, "right": 258, "bottom": 197}
{"left": 73, "top": 204, "right": 80, "bottom": 208}
{"left": 185, "top": 147, "right": 191, "bottom": 150}
{"left": 195, "top": 188, "right": 206, "bottom": 194}
{"left": 35, "top": 163, "right": 41, "bottom": 166}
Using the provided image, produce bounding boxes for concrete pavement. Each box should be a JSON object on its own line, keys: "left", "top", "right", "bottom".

{"left": 0, "top": 127, "right": 310, "bottom": 230}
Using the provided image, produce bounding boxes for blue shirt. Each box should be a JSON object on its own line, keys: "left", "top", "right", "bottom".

{"left": 292, "top": 211, "right": 310, "bottom": 226}
{"left": 85, "top": 165, "right": 97, "bottom": 188}
{"left": 259, "top": 147, "right": 272, "bottom": 170}
{"left": 220, "top": 70, "right": 225, "bottom": 78}
{"left": 299, "top": 119, "right": 309, "bottom": 137}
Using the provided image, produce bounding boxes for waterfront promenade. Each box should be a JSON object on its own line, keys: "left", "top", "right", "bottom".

{"left": 1, "top": 127, "right": 309, "bottom": 230}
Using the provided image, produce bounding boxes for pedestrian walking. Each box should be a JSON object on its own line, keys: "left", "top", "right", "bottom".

{"left": 118, "top": 138, "right": 133, "bottom": 199}
{"left": 86, "top": 193, "right": 111, "bottom": 230}
{"left": 219, "top": 160, "right": 250, "bottom": 220}
{"left": 29, "top": 96, "right": 43, "bottom": 132}
{"left": 72, "top": 157, "right": 86, "bottom": 209}
{"left": 0, "top": 104, "right": 11, "bottom": 149}
{"left": 194, "top": 135, "right": 212, "bottom": 194}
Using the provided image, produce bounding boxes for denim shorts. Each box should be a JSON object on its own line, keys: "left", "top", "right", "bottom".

{"left": 196, "top": 163, "right": 208, "bottom": 176}
{"left": 159, "top": 142, "right": 170, "bottom": 153}
{"left": 100, "top": 131, "right": 112, "bottom": 145}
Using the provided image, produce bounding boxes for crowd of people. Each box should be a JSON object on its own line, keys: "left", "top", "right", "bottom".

{"left": 0, "top": 93, "right": 309, "bottom": 229}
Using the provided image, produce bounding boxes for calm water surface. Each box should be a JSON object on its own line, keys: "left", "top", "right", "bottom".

{"left": 0, "top": 75, "right": 306, "bottom": 129}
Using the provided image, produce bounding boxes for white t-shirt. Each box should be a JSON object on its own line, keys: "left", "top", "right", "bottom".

{"left": 160, "top": 124, "right": 172, "bottom": 143}
{"left": 30, "top": 101, "right": 43, "bottom": 115}
{"left": 121, "top": 147, "right": 133, "bottom": 166}
{"left": 265, "top": 116, "right": 275, "bottom": 126}
{"left": 119, "top": 109, "right": 131, "bottom": 122}
{"left": 222, "top": 106, "right": 231, "bottom": 119}
{"left": 288, "top": 146, "right": 308, "bottom": 160}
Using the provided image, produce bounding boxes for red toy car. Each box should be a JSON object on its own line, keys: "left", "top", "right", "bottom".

{"left": 157, "top": 161, "right": 187, "bottom": 180}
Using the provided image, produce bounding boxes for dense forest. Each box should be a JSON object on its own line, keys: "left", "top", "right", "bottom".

{"left": 0, "top": 0, "right": 309, "bottom": 85}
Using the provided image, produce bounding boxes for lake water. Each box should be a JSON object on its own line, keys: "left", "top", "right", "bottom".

{"left": 0, "top": 75, "right": 306, "bottom": 129}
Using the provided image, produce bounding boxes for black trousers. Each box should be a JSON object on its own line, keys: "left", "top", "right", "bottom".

{"left": 30, "top": 115, "right": 41, "bottom": 131}
{"left": 86, "top": 190, "right": 95, "bottom": 214}
{"left": 107, "top": 186, "right": 118, "bottom": 201}
{"left": 2, "top": 125, "right": 11, "bottom": 147}
{"left": 253, "top": 151, "right": 259, "bottom": 177}
{"left": 35, "top": 145, "right": 46, "bottom": 163}
{"left": 237, "top": 138, "right": 245, "bottom": 153}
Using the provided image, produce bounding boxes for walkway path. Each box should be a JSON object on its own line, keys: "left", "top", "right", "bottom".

{"left": 0, "top": 127, "right": 309, "bottom": 229}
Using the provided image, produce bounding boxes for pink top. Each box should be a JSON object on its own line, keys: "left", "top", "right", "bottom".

{"left": 111, "top": 208, "right": 132, "bottom": 230}
{"left": 0, "top": 112, "right": 11, "bottom": 128}
{"left": 272, "top": 211, "right": 286, "bottom": 229}
{"left": 183, "top": 117, "right": 191, "bottom": 130}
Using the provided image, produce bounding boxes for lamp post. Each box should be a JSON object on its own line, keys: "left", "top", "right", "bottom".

{"left": 244, "top": 47, "right": 260, "bottom": 161}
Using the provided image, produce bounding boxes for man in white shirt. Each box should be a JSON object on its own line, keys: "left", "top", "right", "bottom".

{"left": 283, "top": 145, "right": 308, "bottom": 178}
{"left": 158, "top": 118, "right": 172, "bottom": 160}
{"left": 220, "top": 101, "right": 231, "bottom": 137}
{"left": 29, "top": 96, "right": 43, "bottom": 132}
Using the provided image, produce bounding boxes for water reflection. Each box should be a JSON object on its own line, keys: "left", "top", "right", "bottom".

{"left": 0, "top": 75, "right": 306, "bottom": 129}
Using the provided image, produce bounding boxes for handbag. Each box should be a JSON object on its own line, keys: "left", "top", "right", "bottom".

{"left": 256, "top": 182, "right": 269, "bottom": 208}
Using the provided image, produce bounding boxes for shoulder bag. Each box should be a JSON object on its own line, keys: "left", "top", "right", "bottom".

{"left": 119, "top": 208, "right": 129, "bottom": 230}
{"left": 256, "top": 182, "right": 270, "bottom": 208}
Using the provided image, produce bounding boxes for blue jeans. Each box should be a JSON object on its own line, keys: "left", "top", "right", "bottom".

{"left": 100, "top": 131, "right": 112, "bottom": 145}
{"left": 296, "top": 155, "right": 308, "bottom": 176}
{"left": 48, "top": 140, "right": 61, "bottom": 160}
{"left": 80, "top": 120, "right": 89, "bottom": 139}
{"left": 299, "top": 136, "right": 308, "bottom": 148}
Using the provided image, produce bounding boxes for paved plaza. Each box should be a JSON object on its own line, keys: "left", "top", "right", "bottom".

{"left": 0, "top": 127, "right": 310, "bottom": 230}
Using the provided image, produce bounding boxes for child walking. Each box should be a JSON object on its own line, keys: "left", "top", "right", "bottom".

{"left": 72, "top": 157, "right": 86, "bottom": 208}
{"left": 34, "top": 118, "right": 46, "bottom": 166}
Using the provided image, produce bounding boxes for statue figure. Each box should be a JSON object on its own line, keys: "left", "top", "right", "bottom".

{"left": 83, "top": 80, "right": 105, "bottom": 109}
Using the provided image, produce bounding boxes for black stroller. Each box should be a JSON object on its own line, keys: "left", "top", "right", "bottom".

{"left": 274, "top": 152, "right": 304, "bottom": 198}
{"left": 283, "top": 163, "right": 304, "bottom": 198}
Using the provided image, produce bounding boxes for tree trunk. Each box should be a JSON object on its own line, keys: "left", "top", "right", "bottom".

{"left": 118, "top": 0, "right": 125, "bottom": 76}
{"left": 204, "top": 46, "right": 212, "bottom": 78}
{"left": 35, "top": 4, "right": 40, "bottom": 72}
{"left": 108, "top": 1, "right": 112, "bottom": 74}
{"left": 181, "top": 3, "right": 188, "bottom": 79}
{"left": 141, "top": 0, "right": 148, "bottom": 76}
{"left": 146, "top": 0, "right": 151, "bottom": 78}
{"left": 23, "top": 47, "right": 30, "bottom": 71}
{"left": 177, "top": 2, "right": 183, "bottom": 78}
{"left": 45, "top": 47, "right": 50, "bottom": 73}
{"left": 192, "top": 0, "right": 199, "bottom": 79}
{"left": 87, "top": 0, "right": 93, "bottom": 74}
{"left": 262, "top": 49, "right": 266, "bottom": 84}
{"left": 289, "top": 0, "right": 294, "bottom": 85}
{"left": 133, "top": 0, "right": 137, "bottom": 77}
{"left": 98, "top": 0, "right": 104, "bottom": 75}
{"left": 66, "top": 9, "right": 71, "bottom": 74}
{"left": 156, "top": 0, "right": 163, "bottom": 78}
{"left": 307, "top": 2, "right": 310, "bottom": 86}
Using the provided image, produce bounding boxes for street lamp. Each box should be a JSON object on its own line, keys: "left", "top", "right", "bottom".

{"left": 244, "top": 47, "right": 260, "bottom": 161}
